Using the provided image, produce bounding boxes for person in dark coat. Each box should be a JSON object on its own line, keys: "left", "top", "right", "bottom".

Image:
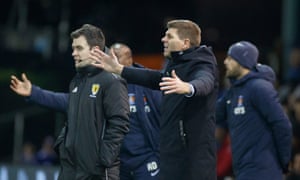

{"left": 10, "top": 41, "right": 161, "bottom": 180}
{"left": 216, "top": 41, "right": 292, "bottom": 180}
{"left": 10, "top": 24, "right": 130, "bottom": 180}
{"left": 91, "top": 19, "right": 219, "bottom": 180}
{"left": 110, "top": 43, "right": 161, "bottom": 180}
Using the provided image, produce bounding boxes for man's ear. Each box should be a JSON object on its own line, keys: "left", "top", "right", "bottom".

{"left": 92, "top": 46, "right": 100, "bottom": 51}
{"left": 183, "top": 39, "right": 191, "bottom": 49}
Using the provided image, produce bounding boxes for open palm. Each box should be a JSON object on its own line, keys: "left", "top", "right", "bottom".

{"left": 10, "top": 73, "right": 32, "bottom": 97}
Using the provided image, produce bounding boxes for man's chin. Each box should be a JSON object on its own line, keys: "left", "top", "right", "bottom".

{"left": 226, "top": 73, "right": 236, "bottom": 79}
{"left": 75, "top": 64, "right": 88, "bottom": 70}
{"left": 163, "top": 52, "right": 170, "bottom": 58}
{"left": 225, "top": 72, "right": 231, "bottom": 78}
{"left": 76, "top": 62, "right": 90, "bottom": 68}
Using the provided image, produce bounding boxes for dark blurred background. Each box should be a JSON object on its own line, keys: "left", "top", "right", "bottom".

{"left": 0, "top": 0, "right": 300, "bottom": 170}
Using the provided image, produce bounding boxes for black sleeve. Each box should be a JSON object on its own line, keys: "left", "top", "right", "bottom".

{"left": 99, "top": 76, "right": 130, "bottom": 167}
{"left": 122, "top": 66, "right": 162, "bottom": 90}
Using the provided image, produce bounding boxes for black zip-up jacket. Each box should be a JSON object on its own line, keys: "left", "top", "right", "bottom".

{"left": 29, "top": 66, "right": 130, "bottom": 177}
{"left": 121, "top": 46, "right": 219, "bottom": 180}
{"left": 66, "top": 67, "right": 129, "bottom": 171}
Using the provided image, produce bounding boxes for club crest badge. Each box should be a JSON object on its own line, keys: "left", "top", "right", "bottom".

{"left": 234, "top": 95, "right": 245, "bottom": 115}
{"left": 90, "top": 84, "right": 100, "bottom": 98}
{"left": 128, "top": 93, "right": 137, "bottom": 112}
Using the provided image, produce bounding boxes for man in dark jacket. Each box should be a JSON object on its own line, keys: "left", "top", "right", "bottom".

{"left": 111, "top": 43, "right": 161, "bottom": 180}
{"left": 91, "top": 19, "right": 218, "bottom": 180}
{"left": 10, "top": 24, "right": 130, "bottom": 180}
{"left": 216, "top": 41, "right": 292, "bottom": 180}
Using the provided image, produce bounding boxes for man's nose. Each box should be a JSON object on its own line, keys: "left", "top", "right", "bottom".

{"left": 72, "top": 50, "right": 77, "bottom": 56}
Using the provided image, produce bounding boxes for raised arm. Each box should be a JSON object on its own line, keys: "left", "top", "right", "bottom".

{"left": 90, "top": 48, "right": 124, "bottom": 75}
{"left": 10, "top": 73, "right": 68, "bottom": 112}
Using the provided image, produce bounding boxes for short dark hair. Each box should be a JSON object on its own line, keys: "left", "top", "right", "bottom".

{"left": 167, "top": 19, "right": 201, "bottom": 47}
{"left": 70, "top": 24, "right": 105, "bottom": 50}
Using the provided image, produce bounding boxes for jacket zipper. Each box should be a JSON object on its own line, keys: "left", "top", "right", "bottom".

{"left": 179, "top": 120, "right": 187, "bottom": 147}
{"left": 73, "top": 76, "right": 86, "bottom": 164}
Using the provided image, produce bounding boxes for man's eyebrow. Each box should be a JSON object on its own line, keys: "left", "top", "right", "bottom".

{"left": 72, "top": 45, "right": 81, "bottom": 49}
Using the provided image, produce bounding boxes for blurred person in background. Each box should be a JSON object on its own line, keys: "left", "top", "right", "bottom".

{"left": 216, "top": 41, "right": 292, "bottom": 180}
{"left": 10, "top": 24, "right": 130, "bottom": 180}
{"left": 285, "top": 86, "right": 300, "bottom": 161}
{"left": 111, "top": 43, "right": 161, "bottom": 180}
{"left": 36, "top": 136, "right": 58, "bottom": 166}
{"left": 90, "top": 19, "right": 219, "bottom": 180}
{"left": 20, "top": 142, "right": 38, "bottom": 165}
{"left": 285, "top": 47, "right": 300, "bottom": 88}
{"left": 216, "top": 132, "right": 233, "bottom": 180}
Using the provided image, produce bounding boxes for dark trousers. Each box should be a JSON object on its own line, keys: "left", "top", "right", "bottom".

{"left": 120, "top": 155, "right": 159, "bottom": 180}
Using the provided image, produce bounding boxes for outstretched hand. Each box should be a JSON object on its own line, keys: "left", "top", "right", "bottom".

{"left": 159, "top": 70, "right": 191, "bottom": 95}
{"left": 90, "top": 48, "right": 124, "bottom": 75}
{"left": 10, "top": 73, "right": 32, "bottom": 97}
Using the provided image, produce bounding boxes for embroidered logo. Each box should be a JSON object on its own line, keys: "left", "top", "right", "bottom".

{"left": 128, "top": 93, "right": 137, "bottom": 112}
{"left": 234, "top": 95, "right": 245, "bottom": 115}
{"left": 150, "top": 169, "right": 160, "bottom": 177}
{"left": 72, "top": 87, "right": 78, "bottom": 93}
{"left": 147, "top": 161, "right": 159, "bottom": 176}
{"left": 89, "top": 84, "right": 100, "bottom": 98}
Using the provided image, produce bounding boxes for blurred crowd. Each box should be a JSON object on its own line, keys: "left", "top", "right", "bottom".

{"left": 20, "top": 136, "right": 58, "bottom": 166}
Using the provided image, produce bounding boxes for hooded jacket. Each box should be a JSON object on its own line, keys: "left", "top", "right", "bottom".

{"left": 216, "top": 65, "right": 292, "bottom": 180}
{"left": 121, "top": 46, "right": 219, "bottom": 180}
